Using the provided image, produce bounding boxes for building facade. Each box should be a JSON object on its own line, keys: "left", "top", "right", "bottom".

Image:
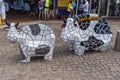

{"left": 5, "top": 0, "right": 120, "bottom": 17}
{"left": 89, "top": 0, "right": 120, "bottom": 17}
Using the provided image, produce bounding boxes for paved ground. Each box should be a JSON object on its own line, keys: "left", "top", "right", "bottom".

{"left": 0, "top": 20, "right": 120, "bottom": 80}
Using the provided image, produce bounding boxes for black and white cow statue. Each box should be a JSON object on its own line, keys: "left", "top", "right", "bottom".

{"left": 5, "top": 22, "right": 55, "bottom": 62}
{"left": 61, "top": 14, "right": 112, "bottom": 55}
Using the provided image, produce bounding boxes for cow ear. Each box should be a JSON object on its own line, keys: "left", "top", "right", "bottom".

{"left": 15, "top": 23, "right": 21, "bottom": 32}
{"left": 74, "top": 18, "right": 77, "bottom": 23}
{"left": 5, "top": 21, "right": 10, "bottom": 27}
{"left": 15, "top": 23, "right": 19, "bottom": 27}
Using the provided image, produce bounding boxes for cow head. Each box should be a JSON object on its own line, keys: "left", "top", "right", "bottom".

{"left": 61, "top": 18, "right": 77, "bottom": 28}
{"left": 4, "top": 22, "right": 20, "bottom": 43}
{"left": 61, "top": 18, "right": 79, "bottom": 42}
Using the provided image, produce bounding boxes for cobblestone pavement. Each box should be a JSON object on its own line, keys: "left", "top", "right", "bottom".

{"left": 0, "top": 21, "right": 120, "bottom": 80}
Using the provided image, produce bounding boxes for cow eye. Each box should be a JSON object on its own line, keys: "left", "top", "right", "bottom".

{"left": 74, "top": 24, "right": 77, "bottom": 27}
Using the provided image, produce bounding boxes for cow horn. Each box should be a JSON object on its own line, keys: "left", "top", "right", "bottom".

{"left": 15, "top": 23, "right": 19, "bottom": 27}
{"left": 5, "top": 21, "right": 10, "bottom": 27}
{"left": 14, "top": 23, "right": 21, "bottom": 31}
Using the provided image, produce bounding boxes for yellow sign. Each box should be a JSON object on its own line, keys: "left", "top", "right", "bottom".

{"left": 58, "top": 0, "right": 70, "bottom": 7}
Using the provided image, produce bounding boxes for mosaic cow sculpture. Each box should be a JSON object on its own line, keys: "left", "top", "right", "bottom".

{"left": 61, "top": 14, "right": 112, "bottom": 55}
{"left": 5, "top": 22, "right": 55, "bottom": 62}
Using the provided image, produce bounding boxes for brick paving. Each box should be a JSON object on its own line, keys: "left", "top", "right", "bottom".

{"left": 0, "top": 21, "right": 120, "bottom": 80}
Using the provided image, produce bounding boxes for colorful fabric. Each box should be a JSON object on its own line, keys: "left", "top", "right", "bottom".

{"left": 44, "top": 0, "right": 49, "bottom": 11}
{"left": 67, "top": 3, "right": 72, "bottom": 12}
{"left": 45, "top": 0, "right": 49, "bottom": 7}
{"left": 39, "top": 1, "right": 44, "bottom": 10}
{"left": 72, "top": 1, "right": 76, "bottom": 8}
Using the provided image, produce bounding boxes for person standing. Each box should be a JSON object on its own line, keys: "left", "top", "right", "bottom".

{"left": 29, "top": 0, "right": 35, "bottom": 16}
{"left": 91, "top": 0, "right": 97, "bottom": 14}
{"left": 5, "top": 0, "right": 9, "bottom": 12}
{"left": 78, "top": 1, "right": 84, "bottom": 15}
{"left": 67, "top": 1, "right": 72, "bottom": 18}
{"left": 38, "top": 0, "right": 44, "bottom": 19}
{"left": 72, "top": 0, "right": 76, "bottom": 18}
{"left": 44, "top": 0, "right": 50, "bottom": 20}
{"left": 83, "top": 0, "right": 89, "bottom": 13}
{"left": 49, "top": 1, "right": 54, "bottom": 19}
{"left": 0, "top": 0, "right": 6, "bottom": 24}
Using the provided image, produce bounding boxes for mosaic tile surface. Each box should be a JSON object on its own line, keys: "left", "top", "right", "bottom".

{"left": 6, "top": 23, "right": 55, "bottom": 62}
{"left": 61, "top": 14, "right": 112, "bottom": 55}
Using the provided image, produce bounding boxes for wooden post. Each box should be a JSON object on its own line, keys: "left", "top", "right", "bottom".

{"left": 114, "top": 30, "right": 120, "bottom": 52}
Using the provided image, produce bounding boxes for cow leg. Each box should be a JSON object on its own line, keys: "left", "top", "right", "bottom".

{"left": 99, "top": 43, "right": 109, "bottom": 52}
{"left": 74, "top": 46, "right": 85, "bottom": 55}
{"left": 74, "top": 41, "right": 85, "bottom": 55}
{"left": 19, "top": 46, "right": 31, "bottom": 63}
{"left": 20, "top": 52, "right": 31, "bottom": 63}
{"left": 44, "top": 55, "right": 53, "bottom": 61}
{"left": 68, "top": 42, "right": 74, "bottom": 50}
{"left": 44, "top": 46, "right": 54, "bottom": 61}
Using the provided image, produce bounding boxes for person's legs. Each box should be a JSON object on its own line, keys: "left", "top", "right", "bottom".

{"left": 52, "top": 10, "right": 54, "bottom": 18}
{"left": 44, "top": 8, "right": 49, "bottom": 20}
{"left": 1, "top": 11, "right": 6, "bottom": 24}
{"left": 29, "top": 7, "right": 34, "bottom": 16}
{"left": 118, "top": 4, "right": 120, "bottom": 16}
{"left": 91, "top": 9, "right": 93, "bottom": 13}
{"left": 44, "top": 11, "right": 47, "bottom": 20}
{"left": 39, "top": 10, "right": 42, "bottom": 19}
{"left": 93, "top": 9, "right": 96, "bottom": 14}
{"left": 49, "top": 10, "right": 52, "bottom": 18}
{"left": 33, "top": 11, "right": 35, "bottom": 16}
{"left": 49, "top": 10, "right": 54, "bottom": 19}
{"left": 46, "top": 11, "right": 49, "bottom": 20}
{"left": 39, "top": 10, "right": 41, "bottom": 19}
{"left": 115, "top": 3, "right": 119, "bottom": 16}
{"left": 42, "top": 10, "right": 44, "bottom": 19}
